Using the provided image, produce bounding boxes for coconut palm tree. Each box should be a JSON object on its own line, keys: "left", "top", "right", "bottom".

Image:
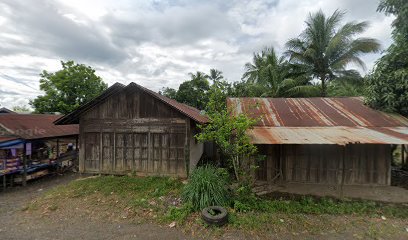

{"left": 242, "top": 47, "right": 318, "bottom": 97}
{"left": 285, "top": 9, "right": 380, "bottom": 96}
{"left": 207, "top": 69, "right": 224, "bottom": 82}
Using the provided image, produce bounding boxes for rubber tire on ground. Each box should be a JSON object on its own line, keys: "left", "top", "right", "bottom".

{"left": 201, "top": 206, "right": 228, "bottom": 226}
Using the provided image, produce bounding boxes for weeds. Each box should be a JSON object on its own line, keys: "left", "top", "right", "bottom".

{"left": 30, "top": 175, "right": 408, "bottom": 237}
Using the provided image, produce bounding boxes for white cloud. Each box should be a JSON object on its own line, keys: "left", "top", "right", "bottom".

{"left": 0, "top": 0, "right": 394, "bottom": 109}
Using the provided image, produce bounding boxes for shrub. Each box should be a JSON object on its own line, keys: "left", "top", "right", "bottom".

{"left": 182, "top": 165, "right": 230, "bottom": 210}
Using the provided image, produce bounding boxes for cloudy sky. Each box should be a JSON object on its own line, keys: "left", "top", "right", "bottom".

{"left": 0, "top": 0, "right": 394, "bottom": 109}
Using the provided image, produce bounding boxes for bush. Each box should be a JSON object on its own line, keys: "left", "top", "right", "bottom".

{"left": 182, "top": 165, "right": 230, "bottom": 211}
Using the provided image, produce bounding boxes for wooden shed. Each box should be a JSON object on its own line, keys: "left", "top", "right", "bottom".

{"left": 55, "top": 83, "right": 208, "bottom": 177}
{"left": 227, "top": 97, "right": 408, "bottom": 186}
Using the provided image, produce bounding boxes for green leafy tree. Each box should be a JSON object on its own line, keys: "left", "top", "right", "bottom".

{"left": 172, "top": 71, "right": 210, "bottom": 110}
{"left": 366, "top": 0, "right": 408, "bottom": 116}
{"left": 328, "top": 78, "right": 366, "bottom": 97}
{"left": 196, "top": 83, "right": 257, "bottom": 185}
{"left": 242, "top": 47, "right": 318, "bottom": 97}
{"left": 30, "top": 61, "right": 107, "bottom": 114}
{"left": 12, "top": 105, "right": 31, "bottom": 113}
{"left": 161, "top": 87, "right": 177, "bottom": 99}
{"left": 231, "top": 80, "right": 269, "bottom": 98}
{"left": 285, "top": 10, "right": 380, "bottom": 96}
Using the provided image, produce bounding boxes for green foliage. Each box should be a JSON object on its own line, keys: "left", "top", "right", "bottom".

{"left": 182, "top": 166, "right": 230, "bottom": 211}
{"left": 170, "top": 71, "right": 210, "bottom": 110}
{"left": 12, "top": 105, "right": 31, "bottom": 113}
{"left": 196, "top": 85, "right": 258, "bottom": 183}
{"left": 231, "top": 80, "right": 269, "bottom": 97}
{"left": 162, "top": 69, "right": 229, "bottom": 110}
{"left": 366, "top": 0, "right": 408, "bottom": 116}
{"left": 327, "top": 75, "right": 366, "bottom": 97}
{"left": 241, "top": 47, "right": 318, "bottom": 98}
{"left": 285, "top": 9, "right": 380, "bottom": 96}
{"left": 30, "top": 60, "right": 107, "bottom": 114}
{"left": 231, "top": 194, "right": 408, "bottom": 218}
{"left": 164, "top": 202, "right": 194, "bottom": 224}
{"left": 51, "top": 175, "right": 182, "bottom": 198}
{"left": 161, "top": 87, "right": 177, "bottom": 99}
{"left": 378, "top": 0, "right": 408, "bottom": 38}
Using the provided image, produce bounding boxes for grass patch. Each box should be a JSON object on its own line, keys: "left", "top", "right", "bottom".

{"left": 27, "top": 175, "right": 408, "bottom": 237}
{"left": 47, "top": 175, "right": 183, "bottom": 199}
{"left": 233, "top": 195, "right": 408, "bottom": 218}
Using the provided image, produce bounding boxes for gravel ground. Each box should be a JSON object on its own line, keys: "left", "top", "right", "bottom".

{"left": 0, "top": 173, "right": 190, "bottom": 240}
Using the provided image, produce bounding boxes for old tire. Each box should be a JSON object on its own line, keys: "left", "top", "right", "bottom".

{"left": 201, "top": 206, "right": 228, "bottom": 226}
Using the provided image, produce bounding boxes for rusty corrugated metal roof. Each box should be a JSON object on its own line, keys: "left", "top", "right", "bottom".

{"left": 227, "top": 97, "right": 408, "bottom": 127}
{"left": 0, "top": 114, "right": 78, "bottom": 140}
{"left": 227, "top": 97, "right": 408, "bottom": 145}
{"left": 248, "top": 127, "right": 408, "bottom": 145}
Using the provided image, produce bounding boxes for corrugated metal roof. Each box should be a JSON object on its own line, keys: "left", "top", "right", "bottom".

{"left": 55, "top": 82, "right": 208, "bottom": 125}
{"left": 227, "top": 97, "right": 408, "bottom": 127}
{"left": 0, "top": 114, "right": 78, "bottom": 140}
{"left": 248, "top": 127, "right": 408, "bottom": 145}
{"left": 227, "top": 97, "right": 408, "bottom": 145}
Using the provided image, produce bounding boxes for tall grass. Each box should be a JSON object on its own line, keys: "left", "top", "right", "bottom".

{"left": 182, "top": 165, "right": 230, "bottom": 210}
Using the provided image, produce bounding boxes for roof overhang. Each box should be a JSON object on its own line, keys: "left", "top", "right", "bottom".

{"left": 248, "top": 126, "right": 408, "bottom": 145}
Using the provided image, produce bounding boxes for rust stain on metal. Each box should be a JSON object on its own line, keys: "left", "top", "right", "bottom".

{"left": 228, "top": 97, "right": 408, "bottom": 145}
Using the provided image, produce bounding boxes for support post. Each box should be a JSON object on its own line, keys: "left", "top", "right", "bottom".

{"left": 339, "top": 145, "right": 346, "bottom": 199}
{"left": 22, "top": 142, "right": 27, "bottom": 186}
{"left": 402, "top": 144, "right": 406, "bottom": 170}
{"left": 56, "top": 138, "right": 60, "bottom": 160}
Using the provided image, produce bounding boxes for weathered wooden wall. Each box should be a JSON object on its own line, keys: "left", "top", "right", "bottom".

{"left": 257, "top": 144, "right": 391, "bottom": 185}
{"left": 79, "top": 87, "right": 191, "bottom": 177}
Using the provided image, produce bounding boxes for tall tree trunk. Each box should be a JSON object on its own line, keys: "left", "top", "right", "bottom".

{"left": 320, "top": 74, "right": 326, "bottom": 97}
{"left": 232, "top": 156, "right": 240, "bottom": 181}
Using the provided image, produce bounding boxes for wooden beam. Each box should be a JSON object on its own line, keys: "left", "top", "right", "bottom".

{"left": 113, "top": 131, "right": 116, "bottom": 172}
{"left": 184, "top": 118, "right": 190, "bottom": 176}
{"left": 22, "top": 142, "right": 27, "bottom": 186}
{"left": 339, "top": 145, "right": 346, "bottom": 199}
{"left": 100, "top": 130, "right": 103, "bottom": 172}
{"left": 402, "top": 144, "right": 405, "bottom": 169}
{"left": 56, "top": 138, "right": 60, "bottom": 159}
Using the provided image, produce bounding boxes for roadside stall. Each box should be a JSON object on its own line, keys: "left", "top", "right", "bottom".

{"left": 0, "top": 114, "right": 78, "bottom": 190}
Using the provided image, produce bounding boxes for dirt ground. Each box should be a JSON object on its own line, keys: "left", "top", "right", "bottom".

{"left": 1, "top": 173, "right": 408, "bottom": 240}
{"left": 0, "top": 173, "right": 191, "bottom": 240}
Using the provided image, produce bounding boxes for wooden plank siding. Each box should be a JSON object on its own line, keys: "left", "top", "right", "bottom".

{"left": 257, "top": 144, "right": 391, "bottom": 185}
{"left": 79, "top": 87, "right": 191, "bottom": 177}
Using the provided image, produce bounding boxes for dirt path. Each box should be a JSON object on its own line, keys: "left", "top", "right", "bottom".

{"left": 0, "top": 173, "right": 191, "bottom": 240}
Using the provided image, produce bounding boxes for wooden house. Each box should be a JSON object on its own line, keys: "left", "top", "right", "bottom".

{"left": 55, "top": 83, "right": 208, "bottom": 177}
{"left": 227, "top": 97, "right": 408, "bottom": 186}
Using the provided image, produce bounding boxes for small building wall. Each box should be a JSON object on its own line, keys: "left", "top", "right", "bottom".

{"left": 78, "top": 87, "right": 201, "bottom": 177}
{"left": 257, "top": 144, "right": 391, "bottom": 185}
{"left": 189, "top": 137, "right": 204, "bottom": 172}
